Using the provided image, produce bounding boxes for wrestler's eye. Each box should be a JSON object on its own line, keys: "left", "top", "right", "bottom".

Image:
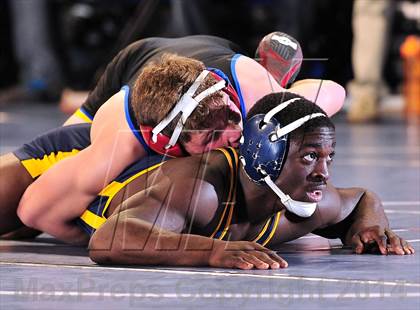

{"left": 303, "top": 153, "right": 317, "bottom": 162}
{"left": 327, "top": 152, "right": 335, "bottom": 162}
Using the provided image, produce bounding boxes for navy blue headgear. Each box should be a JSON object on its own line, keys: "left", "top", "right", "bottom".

{"left": 239, "top": 114, "right": 288, "bottom": 184}
{"left": 239, "top": 97, "right": 326, "bottom": 185}
{"left": 239, "top": 97, "right": 327, "bottom": 218}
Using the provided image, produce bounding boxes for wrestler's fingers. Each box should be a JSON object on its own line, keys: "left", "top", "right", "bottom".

{"left": 385, "top": 230, "right": 404, "bottom": 255}
{"left": 401, "top": 240, "right": 414, "bottom": 255}
{"left": 251, "top": 251, "right": 284, "bottom": 269}
{"left": 265, "top": 250, "right": 288, "bottom": 268}
{"left": 408, "top": 244, "right": 415, "bottom": 254}
{"left": 360, "top": 234, "right": 370, "bottom": 244}
{"left": 401, "top": 241, "right": 412, "bottom": 255}
{"left": 241, "top": 252, "right": 270, "bottom": 270}
{"left": 231, "top": 256, "right": 254, "bottom": 270}
{"left": 372, "top": 234, "right": 388, "bottom": 255}
{"left": 351, "top": 234, "right": 364, "bottom": 254}
{"left": 251, "top": 244, "right": 288, "bottom": 268}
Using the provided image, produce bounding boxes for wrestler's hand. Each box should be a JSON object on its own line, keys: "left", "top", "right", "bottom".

{"left": 208, "top": 240, "right": 288, "bottom": 270}
{"left": 351, "top": 226, "right": 415, "bottom": 255}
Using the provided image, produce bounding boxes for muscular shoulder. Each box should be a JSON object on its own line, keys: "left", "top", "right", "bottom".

{"left": 315, "top": 184, "right": 365, "bottom": 227}
{"left": 91, "top": 91, "right": 125, "bottom": 131}
{"left": 90, "top": 90, "right": 143, "bottom": 152}
{"left": 233, "top": 55, "right": 284, "bottom": 112}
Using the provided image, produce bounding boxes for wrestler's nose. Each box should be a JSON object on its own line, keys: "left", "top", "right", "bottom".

{"left": 312, "top": 160, "right": 330, "bottom": 182}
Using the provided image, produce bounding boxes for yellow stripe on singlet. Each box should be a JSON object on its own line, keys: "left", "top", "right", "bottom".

{"left": 74, "top": 109, "right": 93, "bottom": 123}
{"left": 20, "top": 149, "right": 81, "bottom": 178}
{"left": 209, "top": 147, "right": 238, "bottom": 240}
{"left": 98, "top": 162, "right": 165, "bottom": 216}
{"left": 261, "top": 212, "right": 282, "bottom": 246}
{"left": 253, "top": 217, "right": 273, "bottom": 243}
{"left": 212, "top": 148, "right": 281, "bottom": 246}
{"left": 79, "top": 209, "right": 107, "bottom": 230}
{"left": 79, "top": 162, "right": 165, "bottom": 230}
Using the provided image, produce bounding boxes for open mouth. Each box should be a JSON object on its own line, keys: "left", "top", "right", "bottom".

{"left": 306, "top": 189, "right": 323, "bottom": 203}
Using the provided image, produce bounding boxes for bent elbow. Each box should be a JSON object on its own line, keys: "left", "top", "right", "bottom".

{"left": 88, "top": 231, "right": 119, "bottom": 265}
{"left": 322, "top": 80, "right": 346, "bottom": 116}
{"left": 17, "top": 195, "right": 39, "bottom": 229}
{"left": 89, "top": 249, "right": 112, "bottom": 265}
{"left": 89, "top": 244, "right": 127, "bottom": 265}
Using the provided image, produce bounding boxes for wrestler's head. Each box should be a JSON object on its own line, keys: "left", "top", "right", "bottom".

{"left": 132, "top": 53, "right": 242, "bottom": 155}
{"left": 241, "top": 92, "right": 335, "bottom": 216}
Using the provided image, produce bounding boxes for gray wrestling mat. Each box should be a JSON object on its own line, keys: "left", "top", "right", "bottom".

{"left": 1, "top": 102, "right": 419, "bottom": 309}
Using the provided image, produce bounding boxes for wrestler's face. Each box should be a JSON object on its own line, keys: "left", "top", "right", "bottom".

{"left": 276, "top": 127, "right": 336, "bottom": 203}
{"left": 183, "top": 123, "right": 243, "bottom": 155}
{"left": 183, "top": 94, "right": 243, "bottom": 155}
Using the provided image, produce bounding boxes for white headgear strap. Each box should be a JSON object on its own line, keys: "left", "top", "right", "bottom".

{"left": 151, "top": 70, "right": 226, "bottom": 149}
{"left": 261, "top": 99, "right": 327, "bottom": 217}
{"left": 262, "top": 97, "right": 301, "bottom": 125}
{"left": 270, "top": 113, "right": 326, "bottom": 142}
{"left": 264, "top": 175, "right": 317, "bottom": 218}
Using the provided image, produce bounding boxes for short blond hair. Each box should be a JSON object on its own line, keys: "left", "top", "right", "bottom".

{"left": 131, "top": 53, "right": 240, "bottom": 143}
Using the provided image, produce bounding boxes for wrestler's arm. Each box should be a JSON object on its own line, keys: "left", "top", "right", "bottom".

{"left": 265, "top": 185, "right": 413, "bottom": 256}
{"left": 313, "top": 187, "right": 415, "bottom": 255}
{"left": 17, "top": 92, "right": 147, "bottom": 244}
{"left": 288, "top": 79, "right": 346, "bottom": 116}
{"left": 262, "top": 183, "right": 354, "bottom": 246}
{"left": 89, "top": 178, "right": 287, "bottom": 269}
{"left": 235, "top": 56, "right": 345, "bottom": 116}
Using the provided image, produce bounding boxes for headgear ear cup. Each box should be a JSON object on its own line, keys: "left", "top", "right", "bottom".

{"left": 239, "top": 114, "right": 288, "bottom": 183}
{"left": 255, "top": 32, "right": 303, "bottom": 88}
{"left": 140, "top": 124, "right": 185, "bottom": 157}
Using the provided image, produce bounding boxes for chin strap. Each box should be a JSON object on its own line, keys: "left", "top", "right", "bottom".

{"left": 263, "top": 175, "right": 317, "bottom": 218}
